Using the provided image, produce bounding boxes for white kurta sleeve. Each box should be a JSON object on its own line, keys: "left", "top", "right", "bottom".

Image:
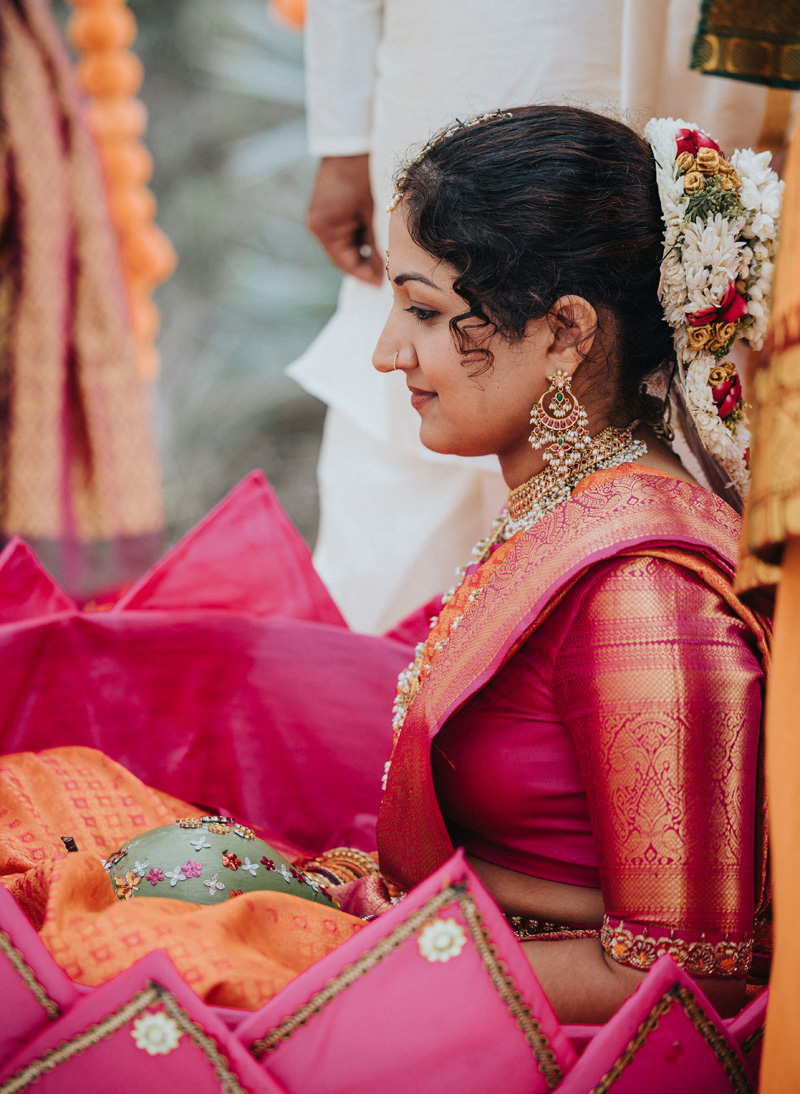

{"left": 304, "top": 0, "right": 383, "bottom": 158}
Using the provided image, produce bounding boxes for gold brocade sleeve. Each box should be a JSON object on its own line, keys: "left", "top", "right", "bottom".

{"left": 551, "top": 555, "right": 764, "bottom": 941}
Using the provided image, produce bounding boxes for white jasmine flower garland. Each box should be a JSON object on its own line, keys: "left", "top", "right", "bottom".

{"left": 644, "top": 117, "right": 783, "bottom": 498}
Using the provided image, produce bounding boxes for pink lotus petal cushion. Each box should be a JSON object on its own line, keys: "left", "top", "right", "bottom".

{"left": 0, "top": 949, "right": 287, "bottom": 1093}
{"left": 556, "top": 954, "right": 751, "bottom": 1094}
{"left": 0, "top": 539, "right": 75, "bottom": 624}
{"left": 725, "top": 986, "right": 768, "bottom": 1084}
{"left": 237, "top": 849, "right": 577, "bottom": 1094}
{"left": 114, "top": 471, "right": 345, "bottom": 627}
{"left": 0, "top": 885, "right": 79, "bottom": 1067}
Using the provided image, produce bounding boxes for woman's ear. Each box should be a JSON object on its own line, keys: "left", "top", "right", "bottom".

{"left": 546, "top": 295, "right": 597, "bottom": 376}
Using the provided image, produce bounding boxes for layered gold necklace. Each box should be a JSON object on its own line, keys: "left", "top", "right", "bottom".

{"left": 383, "top": 424, "right": 646, "bottom": 791}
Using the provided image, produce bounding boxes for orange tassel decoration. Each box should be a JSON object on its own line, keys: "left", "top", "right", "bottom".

{"left": 66, "top": 0, "right": 176, "bottom": 382}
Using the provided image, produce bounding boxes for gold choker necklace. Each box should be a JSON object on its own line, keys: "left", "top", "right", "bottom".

{"left": 506, "top": 423, "right": 646, "bottom": 530}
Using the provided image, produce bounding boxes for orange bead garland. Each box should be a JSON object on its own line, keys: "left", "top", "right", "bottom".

{"left": 68, "top": 6, "right": 136, "bottom": 51}
{"left": 66, "top": 0, "right": 176, "bottom": 382}
{"left": 78, "top": 49, "right": 144, "bottom": 97}
{"left": 269, "top": 0, "right": 306, "bottom": 29}
{"left": 99, "top": 140, "right": 153, "bottom": 187}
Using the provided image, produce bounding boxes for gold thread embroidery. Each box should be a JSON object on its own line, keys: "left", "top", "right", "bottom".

{"left": 158, "top": 991, "right": 250, "bottom": 1094}
{"left": 460, "top": 895, "right": 562, "bottom": 1090}
{"left": 248, "top": 885, "right": 459, "bottom": 1058}
{"left": 0, "top": 985, "right": 160, "bottom": 1093}
{"left": 248, "top": 882, "right": 563, "bottom": 1088}
{"left": 740, "top": 1024, "right": 765, "bottom": 1056}
{"left": 0, "top": 983, "right": 248, "bottom": 1094}
{"left": 588, "top": 985, "right": 752, "bottom": 1094}
{"left": 600, "top": 917, "right": 753, "bottom": 978}
{"left": 0, "top": 928, "right": 61, "bottom": 1021}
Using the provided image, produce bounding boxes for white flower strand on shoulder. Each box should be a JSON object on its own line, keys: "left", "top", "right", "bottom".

{"left": 644, "top": 117, "right": 783, "bottom": 498}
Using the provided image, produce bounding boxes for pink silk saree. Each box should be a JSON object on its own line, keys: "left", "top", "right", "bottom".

{"left": 378, "top": 465, "right": 770, "bottom": 970}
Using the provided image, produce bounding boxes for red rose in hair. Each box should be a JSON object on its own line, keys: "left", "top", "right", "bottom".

{"left": 710, "top": 371, "right": 742, "bottom": 419}
{"left": 718, "top": 284, "right": 747, "bottom": 324}
{"left": 676, "top": 127, "right": 722, "bottom": 157}
{"left": 685, "top": 305, "right": 717, "bottom": 327}
{"left": 686, "top": 281, "right": 747, "bottom": 327}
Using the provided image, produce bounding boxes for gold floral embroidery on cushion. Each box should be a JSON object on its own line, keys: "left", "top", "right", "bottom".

{"left": 600, "top": 917, "right": 753, "bottom": 978}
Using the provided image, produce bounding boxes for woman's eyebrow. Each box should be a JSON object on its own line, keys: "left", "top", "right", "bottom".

{"left": 393, "top": 272, "right": 444, "bottom": 292}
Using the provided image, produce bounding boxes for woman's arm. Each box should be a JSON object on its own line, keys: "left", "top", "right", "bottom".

{"left": 545, "top": 554, "right": 763, "bottom": 1021}
{"left": 521, "top": 936, "right": 746, "bottom": 1023}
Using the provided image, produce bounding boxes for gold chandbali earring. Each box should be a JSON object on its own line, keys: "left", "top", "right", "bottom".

{"left": 505, "top": 370, "right": 646, "bottom": 534}
{"left": 528, "top": 369, "right": 591, "bottom": 474}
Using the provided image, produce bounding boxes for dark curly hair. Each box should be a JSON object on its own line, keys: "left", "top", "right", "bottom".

{"left": 395, "top": 105, "right": 675, "bottom": 425}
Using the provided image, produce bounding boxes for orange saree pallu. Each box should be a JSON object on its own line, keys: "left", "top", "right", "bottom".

{"left": 0, "top": 0, "right": 164, "bottom": 601}
{"left": 378, "top": 467, "right": 771, "bottom": 977}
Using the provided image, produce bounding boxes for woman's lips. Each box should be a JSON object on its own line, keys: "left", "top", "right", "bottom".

{"left": 409, "top": 387, "right": 436, "bottom": 411}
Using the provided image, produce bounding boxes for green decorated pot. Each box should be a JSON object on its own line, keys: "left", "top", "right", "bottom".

{"left": 103, "top": 815, "right": 334, "bottom": 907}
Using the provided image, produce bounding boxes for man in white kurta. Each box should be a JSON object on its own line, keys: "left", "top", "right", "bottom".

{"left": 291, "top": 0, "right": 771, "bottom": 633}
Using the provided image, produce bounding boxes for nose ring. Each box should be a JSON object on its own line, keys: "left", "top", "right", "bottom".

{"left": 392, "top": 352, "right": 399, "bottom": 370}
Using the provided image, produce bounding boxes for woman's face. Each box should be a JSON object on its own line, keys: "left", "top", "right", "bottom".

{"left": 373, "top": 211, "right": 557, "bottom": 484}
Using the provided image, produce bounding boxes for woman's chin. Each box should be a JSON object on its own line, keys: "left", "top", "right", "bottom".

{"left": 418, "top": 429, "right": 490, "bottom": 459}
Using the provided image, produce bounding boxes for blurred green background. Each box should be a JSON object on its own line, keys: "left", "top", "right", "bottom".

{"left": 58, "top": 0, "right": 338, "bottom": 547}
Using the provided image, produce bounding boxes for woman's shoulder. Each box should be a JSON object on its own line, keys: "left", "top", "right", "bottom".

{"left": 510, "top": 464, "right": 742, "bottom": 581}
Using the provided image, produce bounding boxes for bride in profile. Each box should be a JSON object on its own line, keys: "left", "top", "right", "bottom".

{"left": 0, "top": 106, "right": 776, "bottom": 1026}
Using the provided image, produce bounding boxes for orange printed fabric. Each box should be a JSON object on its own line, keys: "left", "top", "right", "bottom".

{"left": 0, "top": 747, "right": 363, "bottom": 1010}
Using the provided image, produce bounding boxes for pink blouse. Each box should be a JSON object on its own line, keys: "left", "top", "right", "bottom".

{"left": 431, "top": 553, "right": 764, "bottom": 940}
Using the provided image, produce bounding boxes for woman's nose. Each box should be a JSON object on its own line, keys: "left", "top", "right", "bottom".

{"left": 373, "top": 345, "right": 415, "bottom": 373}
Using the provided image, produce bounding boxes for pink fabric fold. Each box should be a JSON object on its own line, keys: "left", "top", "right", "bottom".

{"left": 0, "top": 539, "right": 76, "bottom": 622}
{"left": 115, "top": 471, "right": 346, "bottom": 626}
{"left": 0, "top": 473, "right": 411, "bottom": 854}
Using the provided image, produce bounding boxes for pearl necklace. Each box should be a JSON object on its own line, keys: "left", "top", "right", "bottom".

{"left": 382, "top": 425, "right": 647, "bottom": 791}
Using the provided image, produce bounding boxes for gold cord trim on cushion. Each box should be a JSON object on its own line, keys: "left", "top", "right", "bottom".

{"left": 248, "top": 881, "right": 563, "bottom": 1090}
{"left": 600, "top": 916, "right": 753, "bottom": 978}
{"left": 587, "top": 985, "right": 753, "bottom": 1094}
{"left": 741, "top": 1025, "right": 765, "bottom": 1056}
{"left": 0, "top": 928, "right": 61, "bottom": 1021}
{"left": 0, "top": 983, "right": 248, "bottom": 1094}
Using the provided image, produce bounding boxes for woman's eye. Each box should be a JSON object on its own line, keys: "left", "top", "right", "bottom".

{"left": 406, "top": 306, "right": 438, "bottom": 322}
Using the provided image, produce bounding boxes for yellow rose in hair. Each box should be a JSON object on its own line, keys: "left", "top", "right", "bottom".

{"left": 696, "top": 148, "right": 721, "bottom": 175}
{"left": 686, "top": 325, "right": 713, "bottom": 350}
{"left": 683, "top": 171, "right": 705, "bottom": 193}
{"left": 675, "top": 151, "right": 695, "bottom": 173}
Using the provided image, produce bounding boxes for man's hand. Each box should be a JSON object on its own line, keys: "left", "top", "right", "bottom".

{"left": 307, "top": 155, "right": 383, "bottom": 285}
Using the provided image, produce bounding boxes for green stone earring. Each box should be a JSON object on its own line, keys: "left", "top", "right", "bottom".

{"left": 528, "top": 369, "right": 591, "bottom": 479}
